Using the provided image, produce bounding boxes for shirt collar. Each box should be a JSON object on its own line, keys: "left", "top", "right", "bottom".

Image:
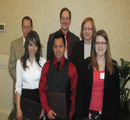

{"left": 23, "top": 36, "right": 25, "bottom": 46}
{"left": 53, "top": 56, "right": 65, "bottom": 66}
{"left": 60, "top": 29, "right": 69, "bottom": 37}
{"left": 26, "top": 58, "right": 36, "bottom": 66}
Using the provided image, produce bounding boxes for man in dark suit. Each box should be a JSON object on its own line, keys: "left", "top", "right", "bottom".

{"left": 47, "top": 7, "right": 79, "bottom": 61}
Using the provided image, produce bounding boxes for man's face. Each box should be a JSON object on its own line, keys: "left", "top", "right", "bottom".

{"left": 60, "top": 10, "right": 71, "bottom": 32}
{"left": 22, "top": 19, "right": 33, "bottom": 38}
{"left": 53, "top": 38, "right": 66, "bottom": 61}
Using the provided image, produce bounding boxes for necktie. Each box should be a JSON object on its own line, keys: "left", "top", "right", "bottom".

{"left": 56, "top": 61, "right": 61, "bottom": 72}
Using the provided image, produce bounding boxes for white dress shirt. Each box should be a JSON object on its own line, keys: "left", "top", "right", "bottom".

{"left": 84, "top": 43, "right": 91, "bottom": 59}
{"left": 15, "top": 57, "right": 46, "bottom": 95}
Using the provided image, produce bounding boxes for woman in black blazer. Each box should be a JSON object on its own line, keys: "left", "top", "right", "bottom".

{"left": 70, "top": 17, "right": 96, "bottom": 69}
{"left": 76, "top": 30, "right": 120, "bottom": 120}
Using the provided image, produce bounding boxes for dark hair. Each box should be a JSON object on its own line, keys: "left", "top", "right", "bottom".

{"left": 90, "top": 30, "right": 114, "bottom": 75}
{"left": 22, "top": 16, "right": 33, "bottom": 27}
{"left": 60, "top": 7, "right": 71, "bottom": 20}
{"left": 21, "top": 31, "right": 41, "bottom": 70}
{"left": 53, "top": 32, "right": 65, "bottom": 46}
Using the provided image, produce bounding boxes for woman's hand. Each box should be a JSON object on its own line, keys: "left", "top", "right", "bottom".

{"left": 39, "top": 109, "right": 45, "bottom": 119}
{"left": 16, "top": 107, "right": 23, "bottom": 120}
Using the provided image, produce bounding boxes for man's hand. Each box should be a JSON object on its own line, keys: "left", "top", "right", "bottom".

{"left": 47, "top": 110, "right": 56, "bottom": 119}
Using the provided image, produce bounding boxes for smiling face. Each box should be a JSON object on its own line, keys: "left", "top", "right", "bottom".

{"left": 28, "top": 40, "right": 38, "bottom": 58}
{"left": 83, "top": 20, "right": 93, "bottom": 44}
{"left": 95, "top": 35, "right": 107, "bottom": 58}
{"left": 22, "top": 19, "right": 33, "bottom": 38}
{"left": 60, "top": 10, "right": 71, "bottom": 33}
{"left": 53, "top": 37, "right": 66, "bottom": 61}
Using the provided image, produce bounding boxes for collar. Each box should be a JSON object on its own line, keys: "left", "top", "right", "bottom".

{"left": 23, "top": 36, "right": 25, "bottom": 46}
{"left": 53, "top": 56, "right": 65, "bottom": 66}
{"left": 26, "top": 58, "right": 36, "bottom": 66}
{"left": 60, "top": 29, "right": 69, "bottom": 37}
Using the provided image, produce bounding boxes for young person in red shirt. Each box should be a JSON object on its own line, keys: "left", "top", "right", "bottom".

{"left": 39, "top": 32, "right": 78, "bottom": 120}
{"left": 76, "top": 30, "right": 120, "bottom": 120}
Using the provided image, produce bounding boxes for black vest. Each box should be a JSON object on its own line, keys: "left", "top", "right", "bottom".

{"left": 47, "top": 59, "right": 70, "bottom": 116}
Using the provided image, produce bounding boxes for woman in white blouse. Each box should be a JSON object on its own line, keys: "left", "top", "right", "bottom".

{"left": 15, "top": 31, "right": 46, "bottom": 120}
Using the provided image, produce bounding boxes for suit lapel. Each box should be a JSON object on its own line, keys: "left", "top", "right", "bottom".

{"left": 81, "top": 40, "right": 84, "bottom": 61}
{"left": 104, "top": 66, "right": 108, "bottom": 90}
{"left": 89, "top": 65, "right": 93, "bottom": 89}
{"left": 68, "top": 31, "right": 73, "bottom": 58}
{"left": 16, "top": 37, "right": 24, "bottom": 59}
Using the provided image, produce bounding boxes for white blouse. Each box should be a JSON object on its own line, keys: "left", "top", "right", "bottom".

{"left": 15, "top": 57, "right": 46, "bottom": 95}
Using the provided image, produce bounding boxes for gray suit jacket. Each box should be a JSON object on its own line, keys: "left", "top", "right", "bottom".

{"left": 8, "top": 37, "right": 24, "bottom": 102}
{"left": 47, "top": 30, "right": 80, "bottom": 61}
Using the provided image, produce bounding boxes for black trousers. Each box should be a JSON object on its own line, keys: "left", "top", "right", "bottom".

{"left": 21, "top": 89, "right": 43, "bottom": 120}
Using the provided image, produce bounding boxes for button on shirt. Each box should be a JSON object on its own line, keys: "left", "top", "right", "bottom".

{"left": 15, "top": 57, "right": 46, "bottom": 95}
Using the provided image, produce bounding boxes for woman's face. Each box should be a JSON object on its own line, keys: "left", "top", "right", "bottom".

{"left": 28, "top": 40, "right": 38, "bottom": 58}
{"left": 83, "top": 21, "right": 93, "bottom": 43}
{"left": 95, "top": 35, "right": 107, "bottom": 58}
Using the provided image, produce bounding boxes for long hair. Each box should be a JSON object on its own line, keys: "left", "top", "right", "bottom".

{"left": 80, "top": 17, "right": 96, "bottom": 40}
{"left": 90, "top": 30, "right": 114, "bottom": 75}
{"left": 21, "top": 30, "right": 42, "bottom": 70}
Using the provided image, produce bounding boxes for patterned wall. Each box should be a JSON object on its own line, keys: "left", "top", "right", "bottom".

{"left": 0, "top": 0, "right": 130, "bottom": 63}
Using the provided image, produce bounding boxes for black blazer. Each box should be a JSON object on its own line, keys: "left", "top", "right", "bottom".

{"left": 47, "top": 30, "right": 80, "bottom": 61}
{"left": 70, "top": 40, "right": 84, "bottom": 68}
{"left": 70, "top": 40, "right": 92, "bottom": 69}
{"left": 76, "top": 57, "right": 120, "bottom": 120}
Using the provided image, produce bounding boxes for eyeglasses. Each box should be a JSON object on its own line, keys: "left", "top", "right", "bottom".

{"left": 61, "top": 17, "right": 70, "bottom": 21}
{"left": 95, "top": 41, "right": 107, "bottom": 46}
{"left": 22, "top": 26, "right": 31, "bottom": 29}
{"left": 83, "top": 27, "right": 93, "bottom": 31}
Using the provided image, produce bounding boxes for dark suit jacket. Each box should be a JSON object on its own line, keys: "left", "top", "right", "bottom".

{"left": 70, "top": 40, "right": 84, "bottom": 68}
{"left": 76, "top": 57, "right": 120, "bottom": 120}
{"left": 47, "top": 30, "right": 80, "bottom": 61}
{"left": 70, "top": 40, "right": 92, "bottom": 69}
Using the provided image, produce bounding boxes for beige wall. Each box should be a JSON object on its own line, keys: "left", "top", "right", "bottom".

{"left": 0, "top": 55, "right": 12, "bottom": 120}
{"left": 0, "top": 0, "right": 130, "bottom": 119}
{"left": 0, "top": 0, "right": 130, "bottom": 62}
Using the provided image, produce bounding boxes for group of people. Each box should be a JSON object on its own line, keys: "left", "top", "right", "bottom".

{"left": 8, "top": 7, "right": 120, "bottom": 120}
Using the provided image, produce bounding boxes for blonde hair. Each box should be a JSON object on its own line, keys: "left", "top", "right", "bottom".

{"left": 80, "top": 17, "right": 96, "bottom": 40}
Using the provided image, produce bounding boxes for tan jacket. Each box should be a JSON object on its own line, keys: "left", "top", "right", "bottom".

{"left": 8, "top": 37, "right": 24, "bottom": 103}
{"left": 8, "top": 37, "right": 24, "bottom": 82}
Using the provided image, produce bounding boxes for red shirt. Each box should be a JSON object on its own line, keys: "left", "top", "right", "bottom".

{"left": 61, "top": 30, "right": 69, "bottom": 58}
{"left": 89, "top": 70, "right": 105, "bottom": 112}
{"left": 39, "top": 56, "right": 78, "bottom": 119}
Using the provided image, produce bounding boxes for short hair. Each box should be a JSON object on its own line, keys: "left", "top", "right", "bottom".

{"left": 21, "top": 31, "right": 41, "bottom": 70}
{"left": 60, "top": 7, "right": 71, "bottom": 20}
{"left": 53, "top": 32, "right": 65, "bottom": 46}
{"left": 22, "top": 16, "right": 33, "bottom": 27}
{"left": 80, "top": 17, "right": 96, "bottom": 40}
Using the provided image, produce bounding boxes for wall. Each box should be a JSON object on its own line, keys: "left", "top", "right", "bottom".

{"left": 0, "top": 55, "right": 12, "bottom": 120}
{"left": 0, "top": 0, "right": 130, "bottom": 119}
{"left": 0, "top": 0, "right": 130, "bottom": 62}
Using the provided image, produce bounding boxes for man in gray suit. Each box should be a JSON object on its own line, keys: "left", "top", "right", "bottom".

{"left": 47, "top": 7, "right": 80, "bottom": 61}
{"left": 8, "top": 16, "right": 33, "bottom": 103}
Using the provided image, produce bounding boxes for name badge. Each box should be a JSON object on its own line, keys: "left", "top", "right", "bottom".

{"left": 100, "top": 73, "right": 105, "bottom": 79}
